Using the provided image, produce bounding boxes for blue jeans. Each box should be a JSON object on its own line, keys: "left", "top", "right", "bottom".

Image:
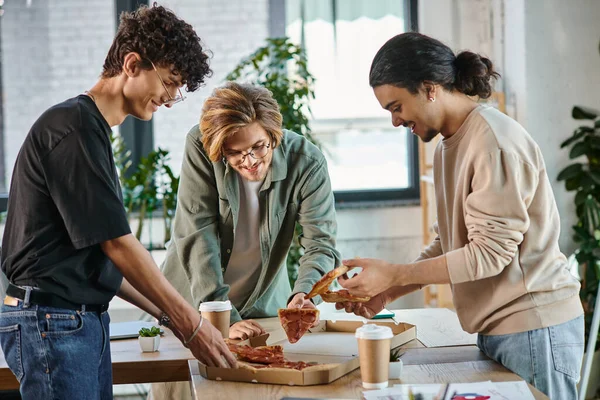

{"left": 0, "top": 301, "right": 112, "bottom": 399}
{"left": 477, "top": 315, "right": 584, "bottom": 400}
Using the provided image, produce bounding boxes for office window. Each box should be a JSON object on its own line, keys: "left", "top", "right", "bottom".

{"left": 283, "top": 0, "right": 419, "bottom": 203}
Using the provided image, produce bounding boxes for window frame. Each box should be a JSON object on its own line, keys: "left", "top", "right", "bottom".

{"left": 270, "top": 0, "right": 420, "bottom": 205}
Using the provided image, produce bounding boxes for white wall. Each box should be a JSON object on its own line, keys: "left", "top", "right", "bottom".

{"left": 521, "top": 0, "right": 600, "bottom": 255}
{"left": 153, "top": 0, "right": 270, "bottom": 174}
{"left": 336, "top": 206, "right": 425, "bottom": 309}
{"left": 420, "top": 0, "right": 600, "bottom": 256}
{"left": 1, "top": 0, "right": 115, "bottom": 187}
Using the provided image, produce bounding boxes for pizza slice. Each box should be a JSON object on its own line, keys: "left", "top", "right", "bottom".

{"left": 319, "top": 289, "right": 371, "bottom": 303}
{"left": 278, "top": 308, "right": 320, "bottom": 344}
{"left": 304, "top": 265, "right": 350, "bottom": 300}
{"left": 237, "top": 360, "right": 321, "bottom": 372}
{"left": 227, "top": 343, "right": 286, "bottom": 364}
{"left": 267, "top": 360, "right": 315, "bottom": 370}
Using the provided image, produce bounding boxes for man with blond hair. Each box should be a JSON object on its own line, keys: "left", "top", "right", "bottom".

{"left": 165, "top": 81, "right": 340, "bottom": 335}
{"left": 149, "top": 81, "right": 340, "bottom": 399}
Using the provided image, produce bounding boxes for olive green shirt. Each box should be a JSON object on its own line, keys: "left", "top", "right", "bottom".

{"left": 161, "top": 126, "right": 341, "bottom": 324}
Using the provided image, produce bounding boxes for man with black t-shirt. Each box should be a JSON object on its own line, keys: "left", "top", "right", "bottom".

{"left": 0, "top": 5, "right": 236, "bottom": 399}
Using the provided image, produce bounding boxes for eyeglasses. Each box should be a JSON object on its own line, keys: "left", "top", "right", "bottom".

{"left": 148, "top": 60, "right": 186, "bottom": 106}
{"left": 224, "top": 143, "right": 272, "bottom": 165}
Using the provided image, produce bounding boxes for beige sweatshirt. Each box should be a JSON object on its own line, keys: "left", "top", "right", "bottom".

{"left": 419, "top": 105, "right": 583, "bottom": 335}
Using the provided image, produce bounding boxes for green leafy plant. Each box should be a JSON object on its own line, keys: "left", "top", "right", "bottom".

{"left": 390, "top": 347, "right": 404, "bottom": 362}
{"left": 110, "top": 132, "right": 179, "bottom": 249}
{"left": 557, "top": 105, "right": 600, "bottom": 351}
{"left": 138, "top": 326, "right": 161, "bottom": 337}
{"left": 226, "top": 37, "right": 317, "bottom": 288}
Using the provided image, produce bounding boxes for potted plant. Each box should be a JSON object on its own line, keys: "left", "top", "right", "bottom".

{"left": 226, "top": 37, "right": 317, "bottom": 289}
{"left": 138, "top": 326, "right": 161, "bottom": 353}
{"left": 388, "top": 347, "right": 403, "bottom": 380}
{"left": 111, "top": 132, "right": 180, "bottom": 251}
{"left": 557, "top": 105, "right": 600, "bottom": 399}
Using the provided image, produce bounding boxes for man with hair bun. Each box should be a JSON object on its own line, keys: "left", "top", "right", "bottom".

{"left": 337, "top": 32, "right": 584, "bottom": 399}
{"left": 0, "top": 4, "right": 236, "bottom": 399}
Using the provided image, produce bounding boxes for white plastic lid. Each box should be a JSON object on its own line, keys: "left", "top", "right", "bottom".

{"left": 199, "top": 300, "right": 232, "bottom": 312}
{"left": 355, "top": 324, "right": 393, "bottom": 340}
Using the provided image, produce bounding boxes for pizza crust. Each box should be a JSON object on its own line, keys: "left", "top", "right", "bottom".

{"left": 304, "top": 265, "right": 350, "bottom": 300}
{"left": 319, "top": 290, "right": 371, "bottom": 303}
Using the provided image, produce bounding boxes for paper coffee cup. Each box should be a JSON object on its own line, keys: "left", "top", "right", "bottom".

{"left": 355, "top": 324, "right": 393, "bottom": 389}
{"left": 199, "top": 301, "right": 232, "bottom": 338}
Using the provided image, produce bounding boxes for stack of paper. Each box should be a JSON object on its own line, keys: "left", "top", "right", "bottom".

{"left": 362, "top": 380, "right": 536, "bottom": 400}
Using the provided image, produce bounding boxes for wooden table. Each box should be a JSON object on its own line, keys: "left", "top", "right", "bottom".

{"left": 189, "top": 345, "right": 548, "bottom": 399}
{"left": 188, "top": 308, "right": 549, "bottom": 400}
{"left": 0, "top": 308, "right": 549, "bottom": 400}
{"left": 0, "top": 317, "right": 286, "bottom": 390}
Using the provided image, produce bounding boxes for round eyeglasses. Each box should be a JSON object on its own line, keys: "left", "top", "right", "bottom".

{"left": 224, "top": 143, "right": 272, "bottom": 165}
{"left": 148, "top": 60, "right": 186, "bottom": 106}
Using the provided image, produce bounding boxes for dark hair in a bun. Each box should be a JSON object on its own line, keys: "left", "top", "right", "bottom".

{"left": 369, "top": 32, "right": 500, "bottom": 99}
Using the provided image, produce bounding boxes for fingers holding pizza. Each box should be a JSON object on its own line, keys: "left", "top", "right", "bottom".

{"left": 337, "top": 258, "right": 398, "bottom": 298}
{"left": 304, "top": 264, "right": 371, "bottom": 303}
{"left": 334, "top": 292, "right": 388, "bottom": 319}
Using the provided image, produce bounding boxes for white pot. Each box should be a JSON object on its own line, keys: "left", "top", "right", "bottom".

{"left": 139, "top": 335, "right": 160, "bottom": 352}
{"left": 389, "top": 360, "right": 403, "bottom": 380}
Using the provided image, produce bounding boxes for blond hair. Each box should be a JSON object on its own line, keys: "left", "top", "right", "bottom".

{"left": 200, "top": 82, "right": 283, "bottom": 162}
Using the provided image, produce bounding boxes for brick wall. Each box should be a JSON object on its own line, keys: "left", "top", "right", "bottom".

{"left": 0, "top": 0, "right": 269, "bottom": 184}
{"left": 1, "top": 0, "right": 115, "bottom": 186}
{"left": 153, "top": 0, "right": 270, "bottom": 174}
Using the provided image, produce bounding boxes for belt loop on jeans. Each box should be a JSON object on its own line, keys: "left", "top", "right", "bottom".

{"left": 23, "top": 286, "right": 32, "bottom": 308}
{"left": 81, "top": 304, "right": 86, "bottom": 315}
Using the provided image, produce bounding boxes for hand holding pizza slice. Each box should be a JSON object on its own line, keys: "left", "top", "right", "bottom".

{"left": 304, "top": 265, "right": 371, "bottom": 303}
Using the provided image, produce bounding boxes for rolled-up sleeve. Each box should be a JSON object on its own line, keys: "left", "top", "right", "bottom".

{"left": 293, "top": 159, "right": 341, "bottom": 297}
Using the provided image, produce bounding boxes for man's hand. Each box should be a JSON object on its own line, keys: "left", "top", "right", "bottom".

{"left": 335, "top": 292, "right": 388, "bottom": 319}
{"left": 337, "top": 258, "right": 401, "bottom": 297}
{"left": 287, "top": 292, "right": 320, "bottom": 327}
{"left": 187, "top": 317, "right": 237, "bottom": 368}
{"left": 229, "top": 320, "right": 266, "bottom": 340}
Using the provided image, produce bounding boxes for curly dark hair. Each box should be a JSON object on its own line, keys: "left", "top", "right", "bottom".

{"left": 102, "top": 3, "right": 211, "bottom": 92}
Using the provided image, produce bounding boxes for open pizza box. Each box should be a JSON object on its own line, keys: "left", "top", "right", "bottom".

{"left": 195, "top": 319, "right": 416, "bottom": 386}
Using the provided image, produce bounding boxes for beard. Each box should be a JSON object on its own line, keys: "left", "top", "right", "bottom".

{"left": 421, "top": 128, "right": 440, "bottom": 143}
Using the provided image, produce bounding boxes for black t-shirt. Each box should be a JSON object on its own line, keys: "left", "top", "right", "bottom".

{"left": 1, "top": 95, "right": 131, "bottom": 305}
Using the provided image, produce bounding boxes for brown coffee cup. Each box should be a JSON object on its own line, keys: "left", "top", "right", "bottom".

{"left": 355, "top": 324, "right": 393, "bottom": 389}
{"left": 199, "top": 300, "right": 232, "bottom": 338}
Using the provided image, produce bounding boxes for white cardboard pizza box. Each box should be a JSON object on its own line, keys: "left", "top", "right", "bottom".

{"left": 196, "top": 320, "right": 416, "bottom": 386}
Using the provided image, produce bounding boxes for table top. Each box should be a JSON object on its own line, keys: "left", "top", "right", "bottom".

{"left": 189, "top": 346, "right": 548, "bottom": 400}
{"left": 0, "top": 308, "right": 548, "bottom": 399}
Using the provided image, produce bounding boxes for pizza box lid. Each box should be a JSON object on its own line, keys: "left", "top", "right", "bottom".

{"left": 195, "top": 319, "right": 416, "bottom": 386}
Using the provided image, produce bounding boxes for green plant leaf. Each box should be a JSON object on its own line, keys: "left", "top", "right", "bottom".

{"left": 589, "top": 170, "right": 600, "bottom": 185}
{"left": 573, "top": 106, "right": 600, "bottom": 120}
{"left": 561, "top": 127, "right": 593, "bottom": 148}
{"left": 390, "top": 347, "right": 403, "bottom": 362}
{"left": 570, "top": 142, "right": 588, "bottom": 159}
{"left": 575, "top": 191, "right": 590, "bottom": 206}
{"left": 557, "top": 163, "right": 583, "bottom": 181}
{"left": 565, "top": 177, "right": 581, "bottom": 191}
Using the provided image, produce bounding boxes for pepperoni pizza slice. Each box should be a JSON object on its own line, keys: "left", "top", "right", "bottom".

{"left": 277, "top": 308, "right": 320, "bottom": 344}
{"left": 304, "top": 265, "right": 350, "bottom": 300}
{"left": 227, "top": 343, "right": 286, "bottom": 364}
